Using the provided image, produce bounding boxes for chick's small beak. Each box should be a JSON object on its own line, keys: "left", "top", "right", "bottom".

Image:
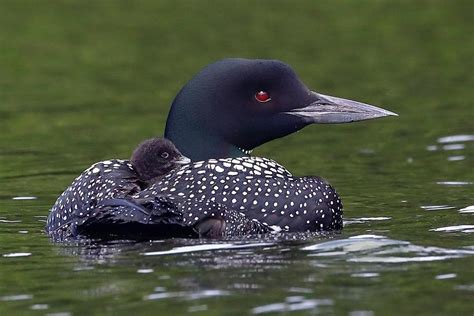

{"left": 174, "top": 156, "right": 192, "bottom": 165}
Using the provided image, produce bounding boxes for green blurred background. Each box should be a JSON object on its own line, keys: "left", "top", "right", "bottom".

{"left": 1, "top": 0, "right": 472, "bottom": 163}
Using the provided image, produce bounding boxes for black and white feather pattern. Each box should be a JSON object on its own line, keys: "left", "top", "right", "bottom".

{"left": 46, "top": 158, "right": 274, "bottom": 241}
{"left": 137, "top": 156, "right": 343, "bottom": 232}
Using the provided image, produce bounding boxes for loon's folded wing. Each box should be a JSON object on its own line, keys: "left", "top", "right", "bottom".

{"left": 54, "top": 194, "right": 271, "bottom": 241}
{"left": 73, "top": 196, "right": 195, "bottom": 240}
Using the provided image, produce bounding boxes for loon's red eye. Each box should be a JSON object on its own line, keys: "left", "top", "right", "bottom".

{"left": 255, "top": 91, "right": 271, "bottom": 103}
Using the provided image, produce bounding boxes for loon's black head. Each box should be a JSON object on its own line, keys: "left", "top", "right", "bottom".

{"left": 165, "top": 58, "right": 397, "bottom": 161}
{"left": 131, "top": 138, "right": 191, "bottom": 181}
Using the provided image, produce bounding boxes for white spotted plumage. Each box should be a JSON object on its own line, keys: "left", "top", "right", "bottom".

{"left": 47, "top": 156, "right": 342, "bottom": 241}
{"left": 136, "top": 157, "right": 343, "bottom": 232}
{"left": 46, "top": 158, "right": 276, "bottom": 241}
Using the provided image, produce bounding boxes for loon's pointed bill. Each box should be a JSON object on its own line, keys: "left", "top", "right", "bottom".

{"left": 284, "top": 91, "right": 398, "bottom": 124}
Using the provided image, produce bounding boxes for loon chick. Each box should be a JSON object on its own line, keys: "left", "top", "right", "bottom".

{"left": 131, "top": 138, "right": 191, "bottom": 185}
{"left": 46, "top": 138, "right": 270, "bottom": 241}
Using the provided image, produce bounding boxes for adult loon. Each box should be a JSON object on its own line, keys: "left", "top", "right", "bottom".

{"left": 47, "top": 138, "right": 270, "bottom": 240}
{"left": 47, "top": 59, "right": 396, "bottom": 240}
{"left": 159, "top": 58, "right": 394, "bottom": 231}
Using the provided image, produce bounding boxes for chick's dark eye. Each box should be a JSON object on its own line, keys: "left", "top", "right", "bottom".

{"left": 255, "top": 91, "right": 271, "bottom": 103}
{"left": 161, "top": 152, "right": 169, "bottom": 159}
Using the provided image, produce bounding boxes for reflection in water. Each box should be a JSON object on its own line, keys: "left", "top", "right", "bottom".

{"left": 436, "top": 181, "right": 473, "bottom": 186}
{"left": 52, "top": 231, "right": 337, "bottom": 262}
{"left": 344, "top": 217, "right": 391, "bottom": 225}
{"left": 53, "top": 233, "right": 474, "bottom": 271}
{"left": 11, "top": 196, "right": 38, "bottom": 200}
{"left": 435, "top": 273, "right": 457, "bottom": 280}
{"left": 303, "top": 235, "right": 474, "bottom": 263}
{"left": 437, "top": 135, "right": 474, "bottom": 143}
{"left": 0, "top": 219, "right": 21, "bottom": 223}
{"left": 430, "top": 225, "right": 474, "bottom": 233}
{"left": 427, "top": 134, "right": 472, "bottom": 163}
{"left": 351, "top": 272, "right": 379, "bottom": 278}
{"left": 303, "top": 234, "right": 408, "bottom": 254}
{"left": 3, "top": 252, "right": 32, "bottom": 258}
{"left": 459, "top": 205, "right": 474, "bottom": 213}
{"left": 0, "top": 294, "right": 33, "bottom": 301}
{"left": 447, "top": 155, "right": 465, "bottom": 161}
{"left": 142, "top": 242, "right": 274, "bottom": 256}
{"left": 442, "top": 144, "right": 465, "bottom": 151}
{"left": 426, "top": 133, "right": 474, "bottom": 152}
{"left": 30, "top": 304, "right": 49, "bottom": 310}
{"left": 251, "top": 297, "right": 333, "bottom": 314}
{"left": 420, "top": 205, "right": 456, "bottom": 211}
{"left": 144, "top": 289, "right": 229, "bottom": 301}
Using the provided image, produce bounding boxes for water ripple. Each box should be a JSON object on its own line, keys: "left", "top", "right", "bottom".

{"left": 142, "top": 242, "right": 274, "bottom": 256}
{"left": 430, "top": 225, "right": 474, "bottom": 233}
{"left": 459, "top": 205, "right": 474, "bottom": 213}
{"left": 302, "top": 235, "right": 407, "bottom": 253}
{"left": 144, "top": 289, "right": 229, "bottom": 301}
{"left": 349, "top": 311, "right": 374, "bottom": 316}
{"left": 0, "top": 219, "right": 21, "bottom": 223}
{"left": 437, "top": 134, "right": 474, "bottom": 143}
{"left": 3, "top": 252, "right": 32, "bottom": 258}
{"left": 436, "top": 181, "right": 473, "bottom": 186}
{"left": 0, "top": 294, "right": 33, "bottom": 301}
{"left": 442, "top": 144, "right": 465, "bottom": 151}
{"left": 351, "top": 272, "right": 379, "bottom": 278}
{"left": 11, "top": 196, "right": 37, "bottom": 200}
{"left": 348, "top": 256, "right": 462, "bottom": 263}
{"left": 447, "top": 155, "right": 465, "bottom": 161}
{"left": 251, "top": 297, "right": 333, "bottom": 314}
{"left": 302, "top": 235, "right": 474, "bottom": 263}
{"left": 420, "top": 205, "right": 456, "bottom": 211}
{"left": 30, "top": 304, "right": 49, "bottom": 310}
{"left": 435, "top": 273, "right": 457, "bottom": 280}
{"left": 344, "top": 217, "right": 391, "bottom": 225}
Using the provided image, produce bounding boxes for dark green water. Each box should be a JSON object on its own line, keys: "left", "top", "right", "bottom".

{"left": 1, "top": 1, "right": 473, "bottom": 315}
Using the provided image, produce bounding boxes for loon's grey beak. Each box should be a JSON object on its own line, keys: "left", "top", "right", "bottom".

{"left": 285, "top": 91, "right": 398, "bottom": 124}
{"left": 174, "top": 156, "right": 192, "bottom": 165}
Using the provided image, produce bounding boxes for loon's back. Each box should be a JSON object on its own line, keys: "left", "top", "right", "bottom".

{"left": 135, "top": 157, "right": 343, "bottom": 232}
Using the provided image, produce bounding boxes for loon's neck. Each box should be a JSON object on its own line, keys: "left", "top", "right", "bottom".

{"left": 164, "top": 83, "right": 252, "bottom": 160}
{"left": 165, "top": 126, "right": 247, "bottom": 161}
